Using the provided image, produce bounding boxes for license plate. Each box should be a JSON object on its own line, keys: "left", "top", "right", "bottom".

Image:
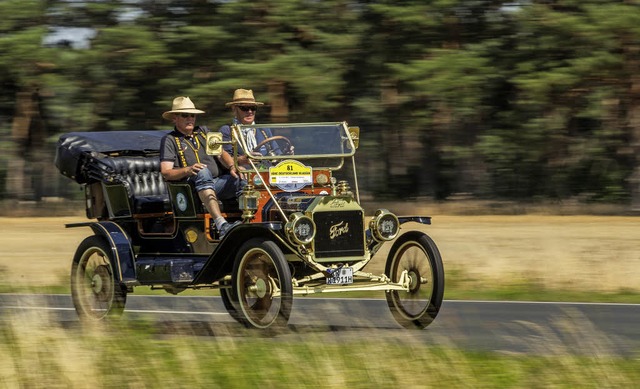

{"left": 326, "top": 267, "right": 353, "bottom": 285}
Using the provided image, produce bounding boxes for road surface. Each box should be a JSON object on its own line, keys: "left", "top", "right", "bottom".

{"left": 1, "top": 294, "right": 638, "bottom": 355}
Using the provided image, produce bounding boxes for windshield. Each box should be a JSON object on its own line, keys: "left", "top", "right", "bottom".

{"left": 231, "top": 122, "right": 356, "bottom": 169}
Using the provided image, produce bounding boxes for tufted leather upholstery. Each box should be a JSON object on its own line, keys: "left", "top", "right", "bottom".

{"left": 101, "top": 156, "right": 170, "bottom": 214}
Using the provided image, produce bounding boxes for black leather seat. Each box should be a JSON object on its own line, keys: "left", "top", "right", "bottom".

{"left": 102, "top": 156, "right": 170, "bottom": 214}
{"left": 99, "top": 155, "right": 240, "bottom": 215}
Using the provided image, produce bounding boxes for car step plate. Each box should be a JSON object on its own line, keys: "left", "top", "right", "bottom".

{"left": 326, "top": 267, "right": 353, "bottom": 285}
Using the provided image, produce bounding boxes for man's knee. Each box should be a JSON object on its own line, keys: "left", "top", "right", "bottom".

{"left": 196, "top": 168, "right": 214, "bottom": 180}
{"left": 192, "top": 168, "right": 216, "bottom": 192}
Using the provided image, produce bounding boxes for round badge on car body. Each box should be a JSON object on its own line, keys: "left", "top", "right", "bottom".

{"left": 176, "top": 192, "right": 188, "bottom": 212}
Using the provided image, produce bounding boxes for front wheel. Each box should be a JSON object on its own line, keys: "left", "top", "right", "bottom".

{"left": 71, "top": 235, "right": 127, "bottom": 322}
{"left": 220, "top": 286, "right": 243, "bottom": 324}
{"left": 385, "top": 231, "right": 444, "bottom": 329}
{"left": 231, "top": 238, "right": 293, "bottom": 329}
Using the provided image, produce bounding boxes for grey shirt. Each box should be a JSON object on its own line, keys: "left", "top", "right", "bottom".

{"left": 159, "top": 126, "right": 220, "bottom": 180}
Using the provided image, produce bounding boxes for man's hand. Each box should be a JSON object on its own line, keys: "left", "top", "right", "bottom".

{"left": 229, "top": 165, "right": 240, "bottom": 179}
{"left": 189, "top": 163, "right": 206, "bottom": 176}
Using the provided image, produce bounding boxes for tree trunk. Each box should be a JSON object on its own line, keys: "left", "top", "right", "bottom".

{"left": 628, "top": 74, "right": 640, "bottom": 211}
{"left": 267, "top": 80, "right": 288, "bottom": 122}
{"left": 6, "top": 89, "right": 45, "bottom": 200}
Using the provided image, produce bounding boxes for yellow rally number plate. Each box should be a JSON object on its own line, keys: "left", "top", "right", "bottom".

{"left": 269, "top": 159, "right": 313, "bottom": 192}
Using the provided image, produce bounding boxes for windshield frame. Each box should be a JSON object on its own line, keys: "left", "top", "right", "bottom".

{"left": 226, "top": 121, "right": 362, "bottom": 216}
{"left": 230, "top": 121, "right": 356, "bottom": 170}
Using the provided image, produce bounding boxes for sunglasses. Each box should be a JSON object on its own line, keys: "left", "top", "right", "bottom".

{"left": 179, "top": 113, "right": 196, "bottom": 118}
{"left": 237, "top": 106, "right": 257, "bottom": 112}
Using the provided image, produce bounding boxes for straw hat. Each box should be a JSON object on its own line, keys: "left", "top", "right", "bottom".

{"left": 162, "top": 96, "right": 205, "bottom": 120}
{"left": 225, "top": 89, "right": 264, "bottom": 107}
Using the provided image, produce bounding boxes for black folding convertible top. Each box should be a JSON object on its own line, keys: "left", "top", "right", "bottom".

{"left": 55, "top": 130, "right": 169, "bottom": 184}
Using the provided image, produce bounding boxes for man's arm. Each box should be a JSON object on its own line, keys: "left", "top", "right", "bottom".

{"left": 218, "top": 149, "right": 234, "bottom": 169}
{"left": 161, "top": 160, "right": 192, "bottom": 181}
{"left": 217, "top": 150, "right": 240, "bottom": 177}
{"left": 160, "top": 136, "right": 191, "bottom": 181}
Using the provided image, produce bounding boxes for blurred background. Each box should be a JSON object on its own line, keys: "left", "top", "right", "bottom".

{"left": 2, "top": 0, "right": 640, "bottom": 211}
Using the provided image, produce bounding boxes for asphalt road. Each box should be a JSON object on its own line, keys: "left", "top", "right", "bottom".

{"left": 1, "top": 294, "right": 638, "bottom": 356}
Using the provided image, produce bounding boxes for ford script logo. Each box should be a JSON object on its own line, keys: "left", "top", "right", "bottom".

{"left": 329, "top": 221, "right": 349, "bottom": 239}
{"left": 329, "top": 198, "right": 347, "bottom": 208}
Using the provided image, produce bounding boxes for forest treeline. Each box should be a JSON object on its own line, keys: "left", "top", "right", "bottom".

{"left": 1, "top": 0, "right": 639, "bottom": 207}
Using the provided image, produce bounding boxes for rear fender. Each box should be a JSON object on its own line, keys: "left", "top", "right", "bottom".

{"left": 193, "top": 223, "right": 289, "bottom": 284}
{"left": 87, "top": 221, "right": 137, "bottom": 285}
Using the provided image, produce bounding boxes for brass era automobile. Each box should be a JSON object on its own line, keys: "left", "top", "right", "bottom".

{"left": 55, "top": 122, "right": 444, "bottom": 329}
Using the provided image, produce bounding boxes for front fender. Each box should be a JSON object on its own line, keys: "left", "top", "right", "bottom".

{"left": 193, "top": 223, "right": 287, "bottom": 284}
{"left": 367, "top": 215, "right": 432, "bottom": 256}
{"left": 398, "top": 216, "right": 431, "bottom": 225}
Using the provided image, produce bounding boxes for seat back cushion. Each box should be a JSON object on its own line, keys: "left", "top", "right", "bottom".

{"left": 102, "top": 156, "right": 169, "bottom": 213}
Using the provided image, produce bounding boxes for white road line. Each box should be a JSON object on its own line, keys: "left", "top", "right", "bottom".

{"left": 2, "top": 294, "right": 639, "bottom": 308}
{"left": 443, "top": 300, "right": 640, "bottom": 307}
{"left": 2, "top": 306, "right": 75, "bottom": 311}
{"left": 1, "top": 306, "right": 227, "bottom": 315}
{"left": 125, "top": 309, "right": 226, "bottom": 315}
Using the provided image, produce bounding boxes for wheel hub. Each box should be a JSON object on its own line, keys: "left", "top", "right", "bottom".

{"left": 253, "top": 278, "right": 268, "bottom": 298}
{"left": 91, "top": 265, "right": 112, "bottom": 301}
{"left": 408, "top": 270, "right": 420, "bottom": 292}
{"left": 91, "top": 272, "right": 102, "bottom": 294}
{"left": 91, "top": 273, "right": 103, "bottom": 293}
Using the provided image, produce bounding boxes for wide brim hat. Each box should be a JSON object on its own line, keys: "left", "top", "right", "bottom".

{"left": 162, "top": 96, "right": 205, "bottom": 120}
{"left": 225, "top": 89, "right": 265, "bottom": 107}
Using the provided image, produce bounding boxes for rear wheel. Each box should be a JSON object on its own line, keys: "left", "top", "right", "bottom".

{"left": 231, "top": 238, "right": 292, "bottom": 329}
{"left": 385, "top": 231, "right": 444, "bottom": 329}
{"left": 71, "top": 235, "right": 126, "bottom": 321}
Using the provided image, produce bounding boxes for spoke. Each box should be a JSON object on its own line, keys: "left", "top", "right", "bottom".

{"left": 240, "top": 251, "right": 281, "bottom": 325}
{"left": 393, "top": 242, "right": 433, "bottom": 314}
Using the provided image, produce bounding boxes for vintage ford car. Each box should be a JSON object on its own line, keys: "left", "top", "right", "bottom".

{"left": 55, "top": 122, "right": 444, "bottom": 329}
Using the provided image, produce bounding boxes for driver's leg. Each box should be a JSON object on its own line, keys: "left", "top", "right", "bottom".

{"left": 192, "top": 168, "right": 237, "bottom": 234}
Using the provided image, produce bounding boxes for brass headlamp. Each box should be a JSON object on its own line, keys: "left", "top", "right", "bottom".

{"left": 285, "top": 212, "right": 316, "bottom": 246}
{"left": 369, "top": 209, "right": 400, "bottom": 241}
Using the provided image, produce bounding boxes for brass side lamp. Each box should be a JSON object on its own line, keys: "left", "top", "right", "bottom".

{"left": 239, "top": 181, "right": 260, "bottom": 221}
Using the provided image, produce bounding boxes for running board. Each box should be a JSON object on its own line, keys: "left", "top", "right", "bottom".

{"left": 292, "top": 282, "right": 408, "bottom": 296}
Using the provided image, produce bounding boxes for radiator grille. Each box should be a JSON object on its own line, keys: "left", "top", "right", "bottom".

{"left": 313, "top": 210, "right": 365, "bottom": 258}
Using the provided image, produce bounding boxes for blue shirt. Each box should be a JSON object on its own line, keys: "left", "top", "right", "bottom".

{"left": 219, "top": 119, "right": 280, "bottom": 157}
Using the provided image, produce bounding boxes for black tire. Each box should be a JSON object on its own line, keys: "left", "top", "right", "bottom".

{"left": 231, "top": 238, "right": 293, "bottom": 329}
{"left": 71, "top": 235, "right": 127, "bottom": 321}
{"left": 220, "top": 287, "right": 243, "bottom": 324}
{"left": 385, "top": 231, "right": 445, "bottom": 329}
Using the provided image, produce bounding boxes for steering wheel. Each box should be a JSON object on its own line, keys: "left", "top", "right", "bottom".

{"left": 252, "top": 135, "right": 294, "bottom": 156}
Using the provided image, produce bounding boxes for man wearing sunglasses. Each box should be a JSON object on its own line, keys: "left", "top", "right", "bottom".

{"left": 219, "top": 89, "right": 284, "bottom": 168}
{"left": 160, "top": 96, "right": 241, "bottom": 237}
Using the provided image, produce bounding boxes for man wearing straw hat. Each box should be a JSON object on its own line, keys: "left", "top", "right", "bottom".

{"left": 160, "top": 96, "right": 241, "bottom": 237}
{"left": 219, "top": 89, "right": 285, "bottom": 168}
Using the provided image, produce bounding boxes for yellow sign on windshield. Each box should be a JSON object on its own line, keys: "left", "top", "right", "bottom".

{"left": 269, "top": 159, "right": 313, "bottom": 192}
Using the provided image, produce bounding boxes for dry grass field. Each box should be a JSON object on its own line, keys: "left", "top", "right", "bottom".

{"left": 422, "top": 215, "right": 640, "bottom": 293}
{"left": 1, "top": 214, "right": 639, "bottom": 294}
{"left": 1, "top": 214, "right": 639, "bottom": 388}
